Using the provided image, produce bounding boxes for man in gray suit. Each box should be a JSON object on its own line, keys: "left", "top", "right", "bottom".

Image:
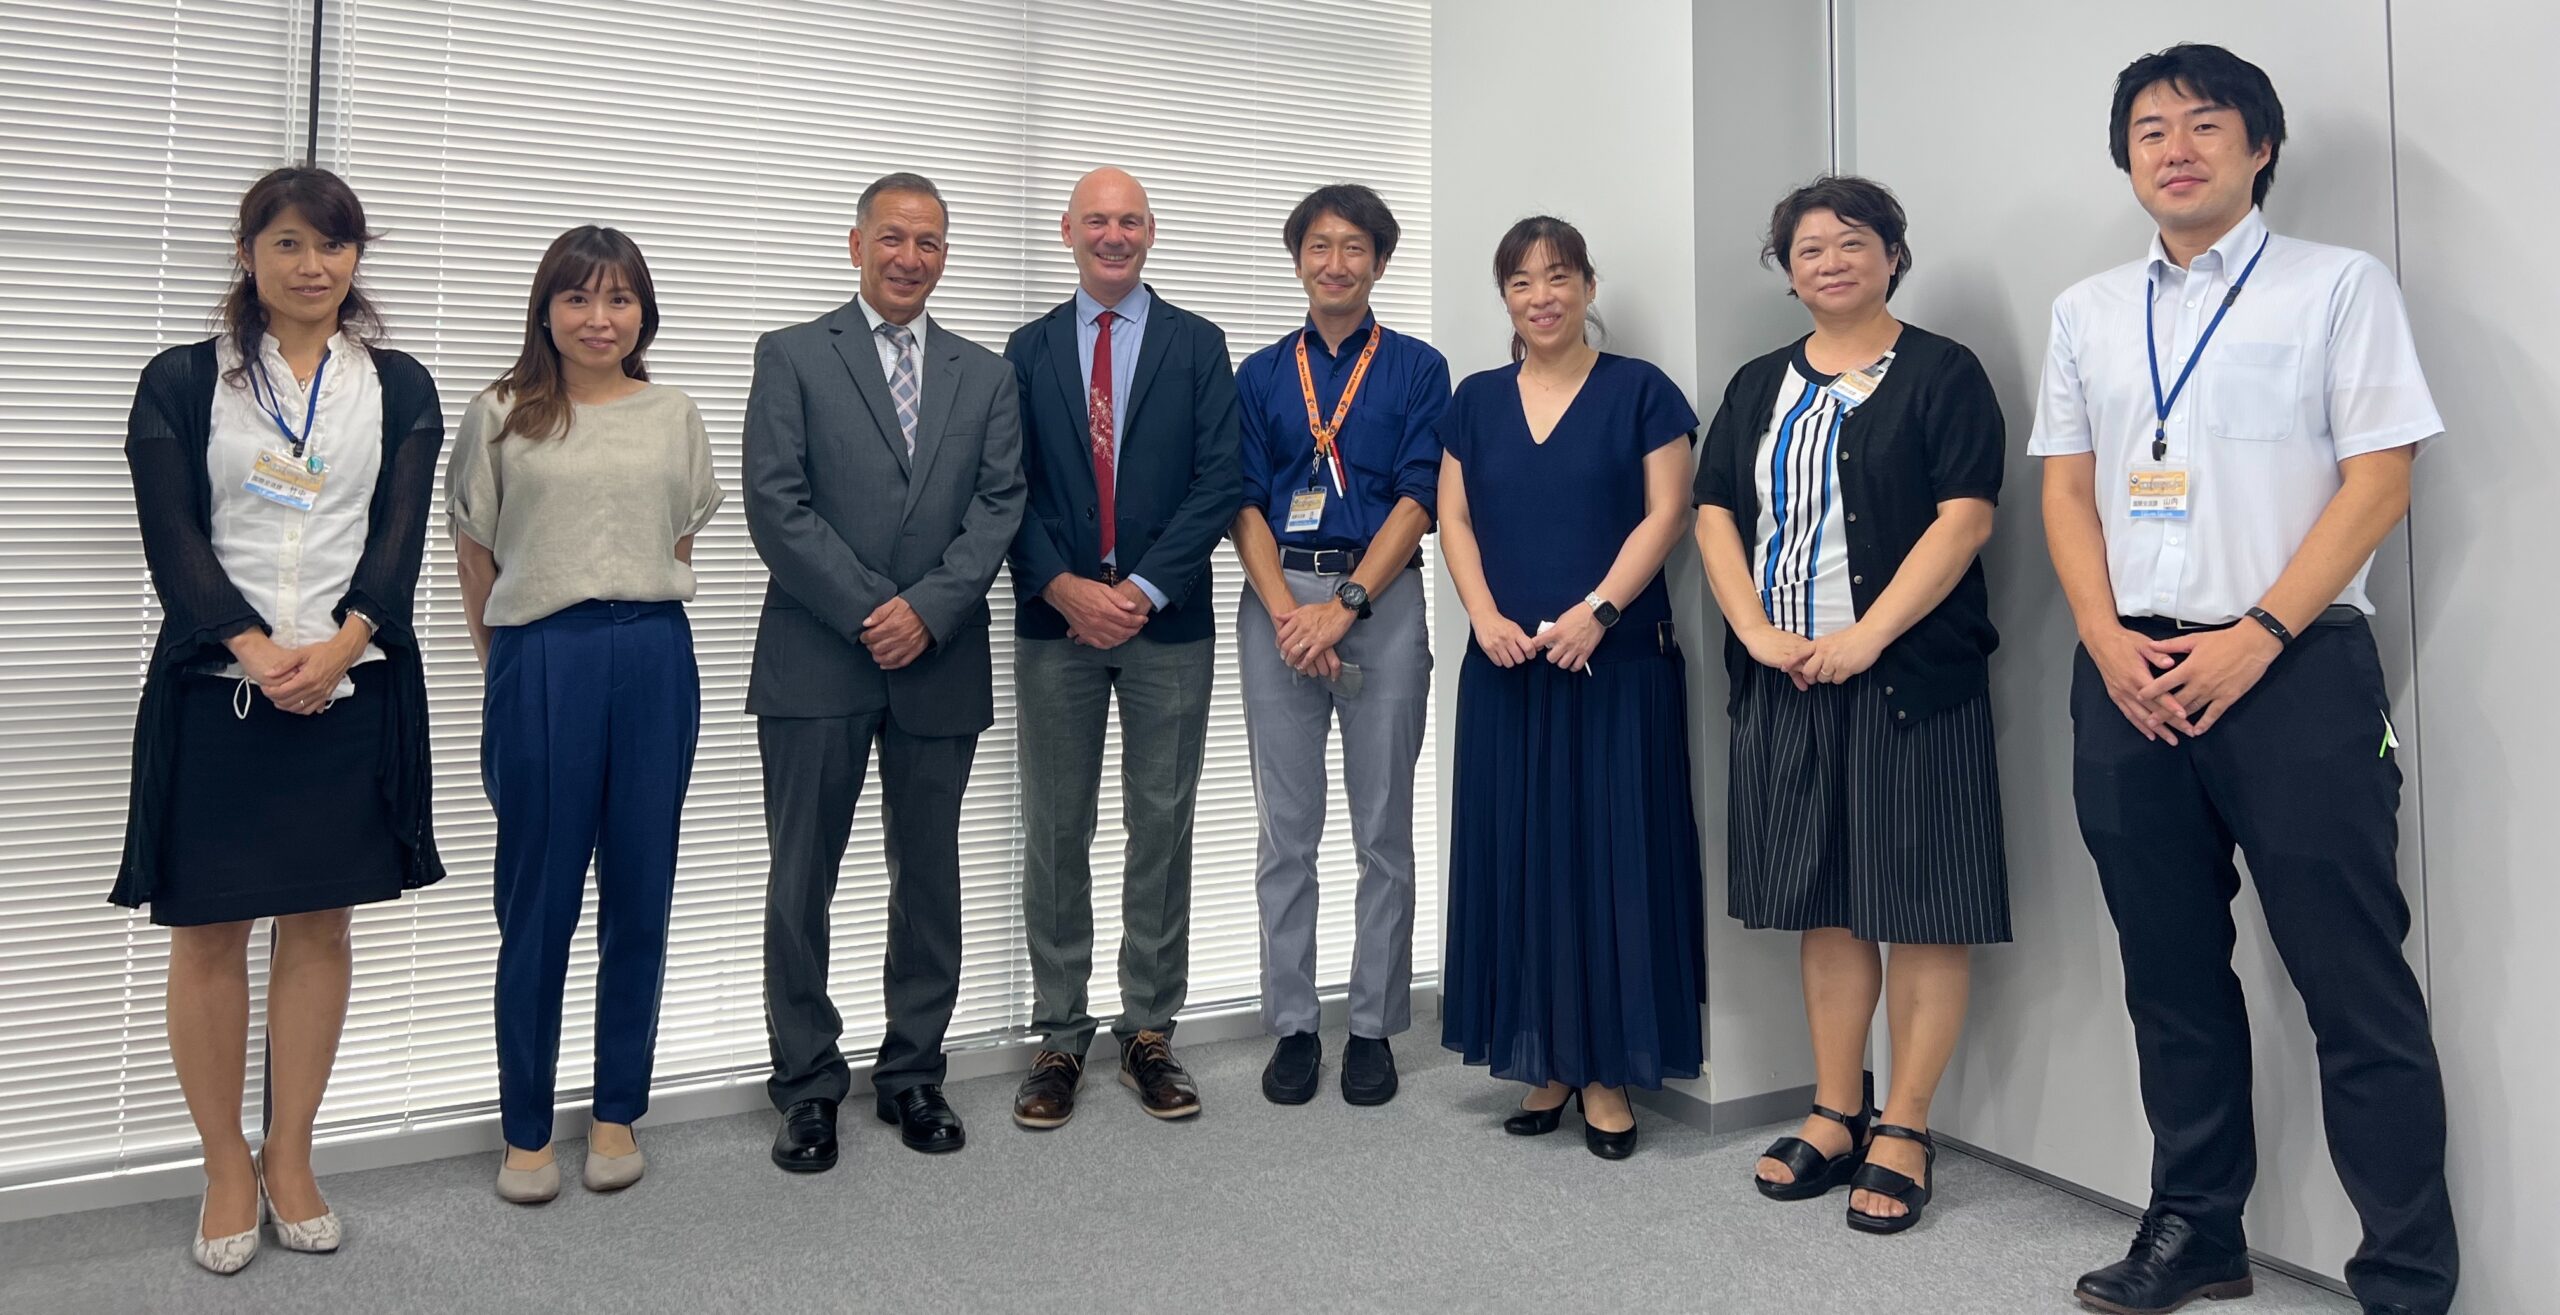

{"left": 746, "top": 171, "right": 1025, "bottom": 1172}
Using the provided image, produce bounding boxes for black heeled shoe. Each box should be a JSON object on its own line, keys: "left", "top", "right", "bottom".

{"left": 1580, "top": 1090, "right": 1638, "bottom": 1160}
{"left": 1844, "top": 1123, "right": 1936, "bottom": 1234}
{"left": 1755, "top": 1081, "right": 1876, "bottom": 1201}
{"left": 1503, "top": 1089, "right": 1572, "bottom": 1136}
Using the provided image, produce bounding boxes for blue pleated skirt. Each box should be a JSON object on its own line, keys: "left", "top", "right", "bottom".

{"left": 1440, "top": 640, "right": 1705, "bottom": 1090}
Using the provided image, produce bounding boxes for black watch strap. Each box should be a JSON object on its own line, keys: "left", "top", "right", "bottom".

{"left": 2245, "top": 606, "right": 2293, "bottom": 647}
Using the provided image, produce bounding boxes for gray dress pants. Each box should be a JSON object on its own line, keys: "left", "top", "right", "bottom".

{"left": 1238, "top": 566, "right": 1430, "bottom": 1040}
{"left": 1017, "top": 632, "right": 1215, "bottom": 1058}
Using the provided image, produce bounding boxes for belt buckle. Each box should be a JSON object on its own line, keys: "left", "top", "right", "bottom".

{"left": 2173, "top": 616, "right": 2211, "bottom": 631}
{"left": 1100, "top": 564, "right": 1122, "bottom": 585}
{"left": 1312, "top": 550, "right": 1349, "bottom": 578}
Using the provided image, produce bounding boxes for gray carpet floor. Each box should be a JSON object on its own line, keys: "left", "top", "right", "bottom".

{"left": 0, "top": 1033, "right": 2353, "bottom": 1314}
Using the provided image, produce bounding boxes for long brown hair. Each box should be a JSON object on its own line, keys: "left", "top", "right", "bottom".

{"left": 490, "top": 226, "right": 660, "bottom": 442}
{"left": 219, "top": 167, "right": 384, "bottom": 386}
{"left": 1492, "top": 215, "right": 1604, "bottom": 362}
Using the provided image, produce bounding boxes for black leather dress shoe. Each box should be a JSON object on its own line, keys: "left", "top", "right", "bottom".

{"left": 2075, "top": 1210, "right": 2253, "bottom": 1314}
{"left": 1262, "top": 1032, "right": 1321, "bottom": 1105}
{"left": 1340, "top": 1035, "right": 1397, "bottom": 1106}
{"left": 771, "top": 1098, "right": 839, "bottom": 1173}
{"left": 875, "top": 1084, "right": 966, "bottom": 1154}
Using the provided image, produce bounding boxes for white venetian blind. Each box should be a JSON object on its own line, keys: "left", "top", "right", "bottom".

{"left": 0, "top": 0, "right": 312, "bottom": 1183}
{"left": 0, "top": 0, "right": 1433, "bottom": 1189}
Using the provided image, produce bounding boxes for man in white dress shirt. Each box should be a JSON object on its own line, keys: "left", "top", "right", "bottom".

{"left": 2031, "top": 44, "right": 2455, "bottom": 1315}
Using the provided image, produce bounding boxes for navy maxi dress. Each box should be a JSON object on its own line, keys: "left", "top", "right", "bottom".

{"left": 1439, "top": 354, "right": 1705, "bottom": 1091}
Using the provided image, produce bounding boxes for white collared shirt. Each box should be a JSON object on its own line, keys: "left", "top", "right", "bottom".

{"left": 205, "top": 331, "right": 386, "bottom": 684}
{"left": 2028, "top": 208, "right": 2442, "bottom": 622}
{"left": 856, "top": 295, "right": 927, "bottom": 394}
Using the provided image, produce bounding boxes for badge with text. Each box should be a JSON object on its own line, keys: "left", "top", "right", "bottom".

{"left": 1286, "top": 486, "right": 1327, "bottom": 534}
{"left": 2127, "top": 465, "right": 2191, "bottom": 521}
{"left": 245, "top": 448, "right": 327, "bottom": 512}
{"left": 1824, "top": 350, "right": 1895, "bottom": 410}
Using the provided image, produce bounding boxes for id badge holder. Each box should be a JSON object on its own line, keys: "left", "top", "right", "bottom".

{"left": 2128, "top": 465, "right": 2191, "bottom": 521}
{"left": 1285, "top": 486, "right": 1326, "bottom": 534}
{"left": 1824, "top": 350, "right": 1893, "bottom": 410}
{"left": 246, "top": 448, "right": 326, "bottom": 512}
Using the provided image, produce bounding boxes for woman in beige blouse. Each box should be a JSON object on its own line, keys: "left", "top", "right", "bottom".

{"left": 449, "top": 226, "right": 721, "bottom": 1203}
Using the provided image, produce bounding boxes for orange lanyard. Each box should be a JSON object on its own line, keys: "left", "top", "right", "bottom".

{"left": 1295, "top": 323, "right": 1382, "bottom": 495}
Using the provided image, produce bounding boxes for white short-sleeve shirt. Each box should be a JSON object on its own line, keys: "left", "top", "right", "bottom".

{"left": 2026, "top": 208, "right": 2443, "bottom": 622}
{"left": 205, "top": 331, "right": 386, "bottom": 685}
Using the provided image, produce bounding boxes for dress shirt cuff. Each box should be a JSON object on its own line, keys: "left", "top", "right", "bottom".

{"left": 1128, "top": 574, "right": 1168, "bottom": 612}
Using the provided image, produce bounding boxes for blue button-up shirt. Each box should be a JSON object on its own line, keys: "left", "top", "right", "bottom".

{"left": 1073, "top": 282, "right": 1161, "bottom": 606}
{"left": 1236, "top": 314, "right": 1450, "bottom": 552}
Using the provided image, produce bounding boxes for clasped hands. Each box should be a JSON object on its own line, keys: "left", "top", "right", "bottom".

{"left": 230, "top": 627, "right": 363, "bottom": 716}
{"left": 1739, "top": 621, "right": 1888, "bottom": 691}
{"left": 1468, "top": 603, "right": 1606, "bottom": 673}
{"left": 1269, "top": 594, "right": 1356, "bottom": 679}
{"left": 861, "top": 596, "right": 935, "bottom": 670}
{"left": 2086, "top": 620, "right": 2280, "bottom": 743}
{"left": 1043, "top": 575, "right": 1152, "bottom": 650}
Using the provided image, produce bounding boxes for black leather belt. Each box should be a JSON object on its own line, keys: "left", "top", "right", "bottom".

{"left": 1279, "top": 547, "right": 1424, "bottom": 577}
{"left": 2121, "top": 603, "right": 2364, "bottom": 634}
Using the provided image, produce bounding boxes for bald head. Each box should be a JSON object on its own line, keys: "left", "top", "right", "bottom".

{"left": 1062, "top": 167, "right": 1156, "bottom": 304}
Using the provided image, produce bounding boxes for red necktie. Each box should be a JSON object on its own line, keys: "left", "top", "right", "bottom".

{"left": 1089, "top": 309, "right": 1117, "bottom": 562}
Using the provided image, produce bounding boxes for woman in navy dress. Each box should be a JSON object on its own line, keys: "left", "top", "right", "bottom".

{"left": 1438, "top": 216, "right": 1703, "bottom": 1159}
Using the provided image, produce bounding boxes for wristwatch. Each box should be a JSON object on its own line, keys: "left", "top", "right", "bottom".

{"left": 1585, "top": 592, "right": 1620, "bottom": 628}
{"left": 1335, "top": 580, "right": 1373, "bottom": 619}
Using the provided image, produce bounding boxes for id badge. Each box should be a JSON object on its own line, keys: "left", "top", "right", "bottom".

{"left": 2128, "top": 465, "right": 2191, "bottom": 521}
{"left": 1285, "top": 486, "right": 1326, "bottom": 534}
{"left": 1824, "top": 350, "right": 1894, "bottom": 409}
{"left": 246, "top": 448, "right": 326, "bottom": 512}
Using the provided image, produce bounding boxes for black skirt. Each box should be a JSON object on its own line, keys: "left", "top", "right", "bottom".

{"left": 1726, "top": 660, "right": 2010, "bottom": 945}
{"left": 150, "top": 663, "right": 408, "bottom": 926}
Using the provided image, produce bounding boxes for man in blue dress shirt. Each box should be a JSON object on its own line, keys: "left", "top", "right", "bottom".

{"left": 1230, "top": 184, "right": 1450, "bottom": 1106}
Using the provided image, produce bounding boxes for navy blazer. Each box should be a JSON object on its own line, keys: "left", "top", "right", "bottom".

{"left": 1003, "top": 286, "right": 1242, "bottom": 644}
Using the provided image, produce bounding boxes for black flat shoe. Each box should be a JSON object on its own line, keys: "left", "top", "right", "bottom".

{"left": 1755, "top": 1096, "right": 1875, "bottom": 1201}
{"left": 2074, "top": 1210, "right": 2253, "bottom": 1314}
{"left": 1503, "top": 1090, "right": 1571, "bottom": 1135}
{"left": 1262, "top": 1032, "right": 1321, "bottom": 1105}
{"left": 1341, "top": 1035, "right": 1397, "bottom": 1106}
{"left": 1845, "top": 1123, "right": 1935, "bottom": 1234}
{"left": 1581, "top": 1091, "right": 1638, "bottom": 1160}
{"left": 874, "top": 1083, "right": 965, "bottom": 1154}
{"left": 770, "top": 1097, "right": 839, "bottom": 1173}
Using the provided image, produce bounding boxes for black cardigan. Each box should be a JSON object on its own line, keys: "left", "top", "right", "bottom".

{"left": 110, "top": 338, "right": 447, "bottom": 908}
{"left": 1692, "top": 323, "right": 2006, "bottom": 727}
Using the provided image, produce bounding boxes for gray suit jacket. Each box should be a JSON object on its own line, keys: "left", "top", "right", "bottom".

{"left": 744, "top": 299, "right": 1026, "bottom": 734}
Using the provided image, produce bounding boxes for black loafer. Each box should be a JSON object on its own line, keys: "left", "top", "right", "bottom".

{"left": 771, "top": 1098, "right": 839, "bottom": 1173}
{"left": 1340, "top": 1035, "right": 1397, "bottom": 1106}
{"left": 1262, "top": 1032, "right": 1321, "bottom": 1105}
{"left": 875, "top": 1083, "right": 966, "bottom": 1154}
{"left": 2074, "top": 1210, "right": 2253, "bottom": 1314}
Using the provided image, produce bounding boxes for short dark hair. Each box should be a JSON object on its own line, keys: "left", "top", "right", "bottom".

{"left": 1491, "top": 215, "right": 1604, "bottom": 361}
{"left": 1759, "top": 174, "right": 1913, "bottom": 299}
{"left": 2109, "top": 43, "right": 2287, "bottom": 206}
{"left": 1283, "top": 183, "right": 1400, "bottom": 263}
{"left": 858, "top": 171, "right": 948, "bottom": 228}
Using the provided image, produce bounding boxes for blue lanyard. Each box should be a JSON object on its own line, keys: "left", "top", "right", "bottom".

{"left": 246, "top": 348, "right": 331, "bottom": 461}
{"left": 2145, "top": 232, "right": 2269, "bottom": 461}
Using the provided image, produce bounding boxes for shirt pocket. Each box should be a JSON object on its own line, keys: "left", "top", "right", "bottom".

{"left": 2205, "top": 341, "right": 2302, "bottom": 443}
{"left": 1345, "top": 410, "right": 1410, "bottom": 479}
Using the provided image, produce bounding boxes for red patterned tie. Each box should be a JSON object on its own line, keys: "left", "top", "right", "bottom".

{"left": 1089, "top": 309, "right": 1117, "bottom": 562}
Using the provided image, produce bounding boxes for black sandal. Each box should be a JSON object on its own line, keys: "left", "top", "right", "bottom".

{"left": 1753, "top": 1086, "right": 1874, "bottom": 1201}
{"left": 1844, "top": 1123, "right": 1936, "bottom": 1234}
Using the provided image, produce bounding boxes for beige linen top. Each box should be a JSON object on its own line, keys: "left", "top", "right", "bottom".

{"left": 447, "top": 382, "right": 724, "bottom": 627}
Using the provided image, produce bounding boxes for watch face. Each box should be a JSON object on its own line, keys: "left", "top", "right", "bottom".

{"left": 1594, "top": 601, "right": 1620, "bottom": 626}
{"left": 1338, "top": 582, "right": 1368, "bottom": 608}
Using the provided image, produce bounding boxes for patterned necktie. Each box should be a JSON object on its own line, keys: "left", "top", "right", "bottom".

{"left": 877, "top": 320, "right": 919, "bottom": 457}
{"left": 1089, "top": 309, "right": 1117, "bottom": 560}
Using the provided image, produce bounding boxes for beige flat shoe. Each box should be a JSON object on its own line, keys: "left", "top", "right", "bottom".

{"left": 496, "top": 1151, "right": 561, "bottom": 1204}
{"left": 582, "top": 1144, "right": 646, "bottom": 1192}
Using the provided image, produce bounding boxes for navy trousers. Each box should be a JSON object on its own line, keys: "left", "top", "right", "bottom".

{"left": 2071, "top": 616, "right": 2455, "bottom": 1312}
{"left": 484, "top": 600, "right": 699, "bottom": 1152}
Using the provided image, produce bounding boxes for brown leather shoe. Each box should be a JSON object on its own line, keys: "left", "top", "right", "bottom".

{"left": 1118, "top": 1030, "right": 1201, "bottom": 1119}
{"left": 1012, "top": 1050, "right": 1083, "bottom": 1129}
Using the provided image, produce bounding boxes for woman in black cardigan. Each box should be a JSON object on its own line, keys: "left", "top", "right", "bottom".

{"left": 115, "top": 166, "right": 443, "bottom": 1274}
{"left": 1693, "top": 176, "right": 2009, "bottom": 1235}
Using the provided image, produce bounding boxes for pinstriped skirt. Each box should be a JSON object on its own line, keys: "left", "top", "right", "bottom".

{"left": 1726, "top": 662, "right": 2010, "bottom": 945}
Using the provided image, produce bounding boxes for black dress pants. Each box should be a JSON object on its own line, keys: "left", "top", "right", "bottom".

{"left": 2070, "top": 616, "right": 2455, "bottom": 1313}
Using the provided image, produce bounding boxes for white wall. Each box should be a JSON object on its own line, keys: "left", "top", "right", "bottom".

{"left": 2392, "top": 5, "right": 2560, "bottom": 1309}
